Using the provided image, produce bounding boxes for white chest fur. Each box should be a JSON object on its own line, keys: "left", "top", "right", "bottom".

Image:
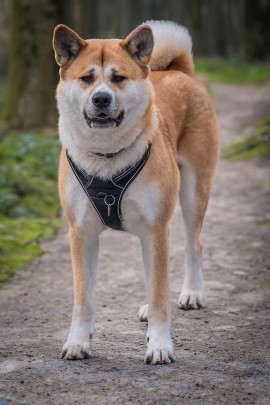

{"left": 121, "top": 181, "right": 160, "bottom": 236}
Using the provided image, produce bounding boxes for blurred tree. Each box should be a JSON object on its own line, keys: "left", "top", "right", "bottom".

{"left": 78, "top": 0, "right": 249, "bottom": 58}
{"left": 2, "top": 0, "right": 269, "bottom": 129}
{"left": 244, "top": 0, "right": 270, "bottom": 60}
{"left": 3, "top": 0, "right": 64, "bottom": 128}
{"left": 0, "top": 0, "right": 10, "bottom": 77}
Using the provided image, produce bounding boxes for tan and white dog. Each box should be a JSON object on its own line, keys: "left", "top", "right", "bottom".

{"left": 53, "top": 20, "right": 219, "bottom": 365}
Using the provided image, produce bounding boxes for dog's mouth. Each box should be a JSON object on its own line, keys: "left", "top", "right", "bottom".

{"left": 84, "top": 111, "right": 124, "bottom": 129}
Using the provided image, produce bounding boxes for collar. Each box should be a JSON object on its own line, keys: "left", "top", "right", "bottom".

{"left": 92, "top": 147, "right": 125, "bottom": 159}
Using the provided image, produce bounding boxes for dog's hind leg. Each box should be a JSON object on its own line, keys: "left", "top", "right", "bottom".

{"left": 61, "top": 226, "right": 99, "bottom": 359}
{"left": 177, "top": 156, "right": 214, "bottom": 310}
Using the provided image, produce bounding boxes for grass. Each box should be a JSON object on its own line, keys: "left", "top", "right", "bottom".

{"left": 196, "top": 58, "right": 270, "bottom": 84}
{"left": 196, "top": 59, "right": 270, "bottom": 160}
{"left": 266, "top": 217, "right": 270, "bottom": 227}
{"left": 224, "top": 118, "right": 270, "bottom": 160}
{"left": 0, "top": 130, "right": 63, "bottom": 281}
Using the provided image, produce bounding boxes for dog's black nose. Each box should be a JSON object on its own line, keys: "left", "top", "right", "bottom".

{"left": 92, "top": 92, "right": 112, "bottom": 108}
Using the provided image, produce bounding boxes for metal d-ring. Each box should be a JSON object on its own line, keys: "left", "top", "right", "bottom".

{"left": 104, "top": 195, "right": 116, "bottom": 217}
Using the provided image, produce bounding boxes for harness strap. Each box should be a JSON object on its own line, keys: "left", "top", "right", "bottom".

{"left": 66, "top": 144, "right": 151, "bottom": 231}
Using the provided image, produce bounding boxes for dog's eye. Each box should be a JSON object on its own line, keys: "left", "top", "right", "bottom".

{"left": 111, "top": 75, "right": 126, "bottom": 84}
{"left": 80, "top": 75, "right": 94, "bottom": 84}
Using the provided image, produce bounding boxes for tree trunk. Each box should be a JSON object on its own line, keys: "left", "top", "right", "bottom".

{"left": 3, "top": 0, "right": 64, "bottom": 128}
{"left": 244, "top": 0, "right": 270, "bottom": 60}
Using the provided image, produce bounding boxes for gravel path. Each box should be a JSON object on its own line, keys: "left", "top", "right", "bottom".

{"left": 1, "top": 83, "right": 270, "bottom": 405}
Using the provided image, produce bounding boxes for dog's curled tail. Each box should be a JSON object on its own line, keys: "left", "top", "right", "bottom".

{"left": 144, "top": 20, "right": 194, "bottom": 76}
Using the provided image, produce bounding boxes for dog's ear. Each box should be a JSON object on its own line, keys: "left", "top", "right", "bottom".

{"left": 53, "top": 24, "right": 86, "bottom": 67}
{"left": 121, "top": 25, "right": 154, "bottom": 67}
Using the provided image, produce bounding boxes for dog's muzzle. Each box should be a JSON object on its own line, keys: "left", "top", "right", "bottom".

{"left": 83, "top": 110, "right": 124, "bottom": 129}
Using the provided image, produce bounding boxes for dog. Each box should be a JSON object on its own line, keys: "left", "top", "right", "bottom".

{"left": 52, "top": 20, "right": 219, "bottom": 365}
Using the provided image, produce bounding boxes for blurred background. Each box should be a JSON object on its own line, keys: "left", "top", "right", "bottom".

{"left": 0, "top": 0, "right": 270, "bottom": 128}
{"left": 0, "top": 0, "right": 269, "bottom": 281}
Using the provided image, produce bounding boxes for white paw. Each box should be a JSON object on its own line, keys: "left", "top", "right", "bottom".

{"left": 144, "top": 325, "right": 176, "bottom": 365}
{"left": 144, "top": 341, "right": 176, "bottom": 365}
{"left": 138, "top": 304, "right": 148, "bottom": 322}
{"left": 178, "top": 288, "right": 204, "bottom": 310}
{"left": 61, "top": 340, "right": 91, "bottom": 360}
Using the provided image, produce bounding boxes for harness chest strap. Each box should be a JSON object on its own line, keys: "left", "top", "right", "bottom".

{"left": 66, "top": 144, "right": 151, "bottom": 231}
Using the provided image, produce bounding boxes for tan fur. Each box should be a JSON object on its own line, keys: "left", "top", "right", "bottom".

{"left": 149, "top": 224, "right": 170, "bottom": 324}
{"left": 60, "top": 39, "right": 148, "bottom": 81}
{"left": 69, "top": 226, "right": 89, "bottom": 311}
{"left": 53, "top": 21, "right": 219, "bottom": 364}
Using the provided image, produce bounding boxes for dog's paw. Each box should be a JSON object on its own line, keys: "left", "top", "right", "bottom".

{"left": 144, "top": 342, "right": 176, "bottom": 365}
{"left": 61, "top": 340, "right": 91, "bottom": 360}
{"left": 144, "top": 324, "right": 175, "bottom": 365}
{"left": 138, "top": 304, "right": 148, "bottom": 322}
{"left": 178, "top": 289, "right": 204, "bottom": 310}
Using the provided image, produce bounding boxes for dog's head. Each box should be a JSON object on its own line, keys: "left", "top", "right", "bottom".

{"left": 53, "top": 25, "right": 154, "bottom": 153}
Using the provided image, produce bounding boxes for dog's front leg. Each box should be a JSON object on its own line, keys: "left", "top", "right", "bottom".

{"left": 138, "top": 236, "right": 151, "bottom": 322}
{"left": 61, "top": 226, "right": 99, "bottom": 360}
{"left": 144, "top": 225, "right": 175, "bottom": 365}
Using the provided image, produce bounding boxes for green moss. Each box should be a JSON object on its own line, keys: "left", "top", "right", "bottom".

{"left": 0, "top": 216, "right": 63, "bottom": 280}
{"left": 224, "top": 118, "right": 270, "bottom": 160}
{"left": 0, "top": 130, "right": 64, "bottom": 281}
{"left": 196, "top": 58, "right": 270, "bottom": 84}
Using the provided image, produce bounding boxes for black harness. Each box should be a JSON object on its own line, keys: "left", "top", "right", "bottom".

{"left": 66, "top": 144, "right": 151, "bottom": 231}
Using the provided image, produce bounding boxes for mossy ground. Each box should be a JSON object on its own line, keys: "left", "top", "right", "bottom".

{"left": 196, "top": 58, "right": 270, "bottom": 84}
{"left": 0, "top": 130, "right": 63, "bottom": 281}
{"left": 224, "top": 118, "right": 270, "bottom": 160}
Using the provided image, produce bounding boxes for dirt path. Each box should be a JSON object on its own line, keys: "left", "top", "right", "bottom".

{"left": 1, "top": 83, "right": 270, "bottom": 405}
